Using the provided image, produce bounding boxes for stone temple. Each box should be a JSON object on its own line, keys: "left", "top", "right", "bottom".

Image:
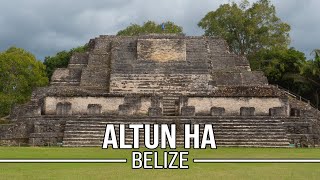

{"left": 0, "top": 34, "right": 319, "bottom": 147}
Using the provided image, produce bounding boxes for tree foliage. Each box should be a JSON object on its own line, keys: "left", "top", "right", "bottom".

{"left": 43, "top": 45, "right": 87, "bottom": 80}
{"left": 117, "top": 21, "right": 183, "bottom": 36}
{"left": 0, "top": 47, "right": 48, "bottom": 117}
{"left": 299, "top": 50, "right": 320, "bottom": 107}
{"left": 198, "top": 0, "right": 290, "bottom": 56}
{"left": 301, "top": 50, "right": 320, "bottom": 84}
{"left": 257, "top": 48, "right": 307, "bottom": 89}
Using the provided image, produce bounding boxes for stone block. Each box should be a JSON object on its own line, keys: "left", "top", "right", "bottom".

{"left": 300, "top": 110, "right": 314, "bottom": 118}
{"left": 87, "top": 104, "right": 102, "bottom": 115}
{"left": 181, "top": 106, "right": 195, "bottom": 116}
{"left": 137, "top": 39, "right": 186, "bottom": 62}
{"left": 29, "top": 133, "right": 61, "bottom": 146}
{"left": 211, "top": 107, "right": 225, "bottom": 116}
{"left": 151, "top": 96, "right": 161, "bottom": 107}
{"left": 269, "top": 107, "right": 286, "bottom": 117}
{"left": 240, "top": 107, "right": 255, "bottom": 116}
{"left": 148, "top": 107, "right": 162, "bottom": 117}
{"left": 80, "top": 66, "right": 109, "bottom": 88}
{"left": 290, "top": 108, "right": 300, "bottom": 117}
{"left": 118, "top": 105, "right": 134, "bottom": 115}
{"left": 51, "top": 68, "right": 69, "bottom": 82}
{"left": 124, "top": 96, "right": 141, "bottom": 104}
{"left": 180, "top": 97, "right": 188, "bottom": 107}
{"left": 69, "top": 52, "right": 88, "bottom": 65}
{"left": 56, "top": 102, "right": 72, "bottom": 115}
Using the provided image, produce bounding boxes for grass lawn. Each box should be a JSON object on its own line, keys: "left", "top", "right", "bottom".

{"left": 0, "top": 147, "right": 319, "bottom": 179}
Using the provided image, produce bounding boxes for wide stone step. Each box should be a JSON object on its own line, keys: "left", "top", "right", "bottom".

{"left": 162, "top": 104, "right": 176, "bottom": 107}
{"left": 55, "top": 116, "right": 282, "bottom": 124}
{"left": 163, "top": 113, "right": 176, "bottom": 115}
{"left": 62, "top": 144, "right": 289, "bottom": 148}
{"left": 64, "top": 126, "right": 285, "bottom": 131}
{"left": 64, "top": 127, "right": 287, "bottom": 133}
{"left": 63, "top": 132, "right": 287, "bottom": 138}
{"left": 63, "top": 132, "right": 288, "bottom": 138}
{"left": 162, "top": 97, "right": 179, "bottom": 100}
{"left": 162, "top": 109, "right": 176, "bottom": 111}
{"left": 63, "top": 141, "right": 103, "bottom": 145}
{"left": 213, "top": 132, "right": 287, "bottom": 135}
{"left": 214, "top": 127, "right": 286, "bottom": 130}
{"left": 215, "top": 138, "right": 289, "bottom": 142}
{"left": 216, "top": 142, "right": 289, "bottom": 146}
{"left": 65, "top": 124, "right": 285, "bottom": 129}
{"left": 63, "top": 136, "right": 289, "bottom": 142}
{"left": 56, "top": 119, "right": 286, "bottom": 124}
{"left": 217, "top": 145, "right": 290, "bottom": 148}
{"left": 163, "top": 109, "right": 176, "bottom": 111}
{"left": 163, "top": 101, "right": 176, "bottom": 103}
{"left": 63, "top": 144, "right": 102, "bottom": 147}
{"left": 65, "top": 122, "right": 285, "bottom": 127}
{"left": 64, "top": 119, "right": 284, "bottom": 123}
{"left": 63, "top": 129, "right": 287, "bottom": 135}
{"left": 63, "top": 141, "right": 289, "bottom": 147}
{"left": 163, "top": 112, "right": 176, "bottom": 114}
{"left": 163, "top": 105, "right": 176, "bottom": 108}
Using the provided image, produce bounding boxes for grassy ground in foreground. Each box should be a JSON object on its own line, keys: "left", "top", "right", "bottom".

{"left": 0, "top": 147, "right": 319, "bottom": 179}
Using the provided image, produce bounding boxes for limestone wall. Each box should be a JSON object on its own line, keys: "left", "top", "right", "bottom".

{"left": 187, "top": 97, "right": 286, "bottom": 116}
{"left": 44, "top": 97, "right": 151, "bottom": 115}
{"left": 110, "top": 74, "right": 211, "bottom": 94}
{"left": 44, "top": 97, "right": 123, "bottom": 115}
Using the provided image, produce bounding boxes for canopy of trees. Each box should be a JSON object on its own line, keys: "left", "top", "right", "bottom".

{"left": 0, "top": 47, "right": 48, "bottom": 117}
{"left": 299, "top": 50, "right": 320, "bottom": 107}
{"left": 256, "top": 48, "right": 309, "bottom": 94}
{"left": 198, "top": 0, "right": 290, "bottom": 57}
{"left": 117, "top": 21, "right": 183, "bottom": 36}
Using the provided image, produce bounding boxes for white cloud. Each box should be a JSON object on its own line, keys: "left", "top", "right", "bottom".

{"left": 0, "top": 0, "right": 319, "bottom": 60}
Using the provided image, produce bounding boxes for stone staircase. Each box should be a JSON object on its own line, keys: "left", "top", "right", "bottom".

{"left": 62, "top": 117, "right": 290, "bottom": 147}
{"left": 209, "top": 119, "right": 289, "bottom": 147}
{"left": 162, "top": 97, "right": 179, "bottom": 116}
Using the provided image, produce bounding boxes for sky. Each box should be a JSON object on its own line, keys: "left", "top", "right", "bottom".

{"left": 0, "top": 0, "right": 319, "bottom": 60}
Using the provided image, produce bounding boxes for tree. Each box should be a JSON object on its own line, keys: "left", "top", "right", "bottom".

{"left": 117, "top": 21, "right": 183, "bottom": 36}
{"left": 257, "top": 48, "right": 307, "bottom": 90}
{"left": 311, "top": 49, "right": 320, "bottom": 60}
{"left": 298, "top": 49, "right": 320, "bottom": 108}
{"left": 43, "top": 45, "right": 87, "bottom": 80}
{"left": 198, "top": 0, "right": 290, "bottom": 58}
{"left": 0, "top": 47, "right": 48, "bottom": 117}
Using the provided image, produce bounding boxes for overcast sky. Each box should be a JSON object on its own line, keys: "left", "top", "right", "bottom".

{"left": 0, "top": 0, "right": 319, "bottom": 60}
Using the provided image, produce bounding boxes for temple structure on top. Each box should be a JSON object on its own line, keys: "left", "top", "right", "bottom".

{"left": 1, "top": 34, "right": 319, "bottom": 147}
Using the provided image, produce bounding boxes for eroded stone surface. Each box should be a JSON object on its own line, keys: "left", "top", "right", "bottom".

{"left": 1, "top": 34, "right": 319, "bottom": 147}
{"left": 137, "top": 39, "right": 186, "bottom": 62}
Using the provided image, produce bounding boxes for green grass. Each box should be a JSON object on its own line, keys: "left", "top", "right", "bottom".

{"left": 0, "top": 147, "right": 319, "bottom": 179}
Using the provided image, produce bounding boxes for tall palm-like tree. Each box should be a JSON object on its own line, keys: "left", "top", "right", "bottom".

{"left": 311, "top": 49, "right": 320, "bottom": 58}
{"left": 298, "top": 49, "right": 320, "bottom": 108}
